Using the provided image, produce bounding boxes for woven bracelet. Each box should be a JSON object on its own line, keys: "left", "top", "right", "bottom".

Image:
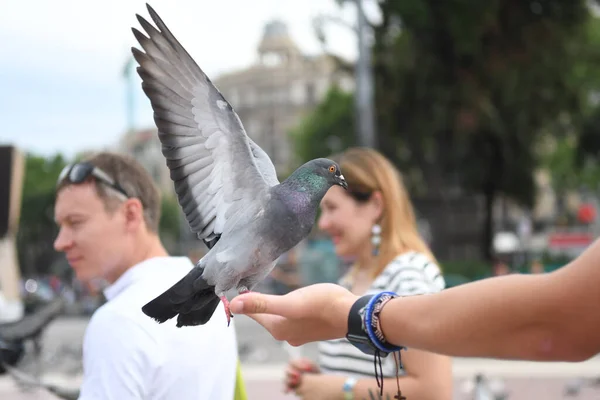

{"left": 363, "top": 291, "right": 405, "bottom": 353}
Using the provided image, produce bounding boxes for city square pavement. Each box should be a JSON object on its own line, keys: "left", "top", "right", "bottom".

{"left": 2, "top": 315, "right": 600, "bottom": 399}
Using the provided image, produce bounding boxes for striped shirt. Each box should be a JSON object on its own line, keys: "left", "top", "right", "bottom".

{"left": 317, "top": 251, "right": 445, "bottom": 378}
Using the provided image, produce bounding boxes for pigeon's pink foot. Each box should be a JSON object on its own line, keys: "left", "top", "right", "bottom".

{"left": 238, "top": 285, "right": 252, "bottom": 295}
{"left": 238, "top": 286, "right": 252, "bottom": 294}
{"left": 219, "top": 295, "right": 233, "bottom": 327}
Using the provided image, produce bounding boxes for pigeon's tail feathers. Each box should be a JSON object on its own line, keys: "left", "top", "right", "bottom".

{"left": 175, "top": 295, "right": 221, "bottom": 327}
{"left": 141, "top": 266, "right": 217, "bottom": 326}
{"left": 141, "top": 292, "right": 179, "bottom": 324}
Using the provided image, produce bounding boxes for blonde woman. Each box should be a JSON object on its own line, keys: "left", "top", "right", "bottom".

{"left": 285, "top": 147, "right": 452, "bottom": 400}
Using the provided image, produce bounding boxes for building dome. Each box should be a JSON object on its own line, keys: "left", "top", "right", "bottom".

{"left": 263, "top": 20, "right": 288, "bottom": 38}
{"left": 257, "top": 19, "right": 300, "bottom": 59}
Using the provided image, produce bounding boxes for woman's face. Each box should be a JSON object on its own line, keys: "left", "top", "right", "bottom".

{"left": 318, "top": 186, "right": 381, "bottom": 258}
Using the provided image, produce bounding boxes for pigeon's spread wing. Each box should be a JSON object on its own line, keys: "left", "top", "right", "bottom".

{"left": 248, "top": 138, "right": 279, "bottom": 187}
{"left": 132, "top": 5, "right": 279, "bottom": 245}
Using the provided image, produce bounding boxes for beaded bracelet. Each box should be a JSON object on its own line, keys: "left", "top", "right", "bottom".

{"left": 361, "top": 292, "right": 407, "bottom": 399}
{"left": 363, "top": 291, "right": 405, "bottom": 354}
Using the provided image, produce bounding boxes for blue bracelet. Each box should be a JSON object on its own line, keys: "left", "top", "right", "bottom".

{"left": 363, "top": 291, "right": 404, "bottom": 353}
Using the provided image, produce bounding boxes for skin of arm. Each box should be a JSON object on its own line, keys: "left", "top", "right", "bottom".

{"left": 378, "top": 239, "right": 600, "bottom": 362}
{"left": 294, "top": 348, "right": 452, "bottom": 400}
{"left": 353, "top": 347, "right": 452, "bottom": 400}
{"left": 230, "top": 239, "right": 600, "bottom": 362}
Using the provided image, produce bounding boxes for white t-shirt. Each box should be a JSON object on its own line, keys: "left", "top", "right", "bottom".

{"left": 318, "top": 251, "right": 445, "bottom": 378}
{"left": 78, "top": 256, "right": 237, "bottom": 400}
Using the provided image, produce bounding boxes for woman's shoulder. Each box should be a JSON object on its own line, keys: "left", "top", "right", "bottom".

{"left": 386, "top": 250, "right": 438, "bottom": 271}
{"left": 372, "top": 251, "right": 445, "bottom": 294}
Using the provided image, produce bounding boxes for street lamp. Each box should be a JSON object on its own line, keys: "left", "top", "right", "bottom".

{"left": 354, "top": 0, "right": 377, "bottom": 149}
{"left": 313, "top": 0, "right": 377, "bottom": 148}
{"left": 123, "top": 55, "right": 136, "bottom": 134}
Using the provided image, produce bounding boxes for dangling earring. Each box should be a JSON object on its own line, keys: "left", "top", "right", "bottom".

{"left": 371, "top": 224, "right": 381, "bottom": 256}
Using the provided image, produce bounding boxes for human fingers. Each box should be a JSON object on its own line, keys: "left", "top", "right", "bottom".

{"left": 285, "top": 363, "right": 312, "bottom": 388}
{"left": 285, "top": 368, "right": 302, "bottom": 386}
{"left": 240, "top": 312, "right": 292, "bottom": 337}
{"left": 284, "top": 369, "right": 304, "bottom": 393}
{"left": 230, "top": 292, "right": 294, "bottom": 316}
{"left": 232, "top": 284, "right": 345, "bottom": 316}
{"left": 289, "top": 357, "right": 316, "bottom": 371}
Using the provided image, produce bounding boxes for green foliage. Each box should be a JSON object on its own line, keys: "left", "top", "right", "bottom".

{"left": 373, "top": 0, "right": 592, "bottom": 202}
{"left": 293, "top": 0, "right": 600, "bottom": 260}
{"left": 20, "top": 154, "right": 68, "bottom": 197}
{"left": 290, "top": 86, "right": 357, "bottom": 163}
{"left": 16, "top": 153, "right": 68, "bottom": 276}
{"left": 550, "top": 14, "right": 600, "bottom": 193}
{"left": 577, "top": 103, "right": 600, "bottom": 182}
{"left": 440, "top": 259, "right": 490, "bottom": 282}
{"left": 159, "top": 194, "right": 182, "bottom": 253}
{"left": 538, "top": 251, "right": 573, "bottom": 269}
{"left": 540, "top": 134, "right": 600, "bottom": 193}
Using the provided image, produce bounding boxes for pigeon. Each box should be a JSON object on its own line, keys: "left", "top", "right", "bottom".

{"left": 131, "top": 4, "right": 348, "bottom": 327}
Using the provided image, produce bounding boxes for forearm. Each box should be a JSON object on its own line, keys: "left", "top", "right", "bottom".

{"left": 353, "top": 375, "right": 448, "bottom": 400}
{"left": 380, "top": 272, "right": 585, "bottom": 361}
{"left": 315, "top": 374, "right": 434, "bottom": 400}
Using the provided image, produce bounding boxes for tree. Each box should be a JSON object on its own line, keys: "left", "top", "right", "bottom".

{"left": 290, "top": 86, "right": 358, "bottom": 163}
{"left": 159, "top": 193, "right": 182, "bottom": 253}
{"left": 371, "top": 0, "right": 595, "bottom": 259}
{"left": 537, "top": 16, "right": 600, "bottom": 204}
{"left": 16, "top": 153, "right": 67, "bottom": 277}
{"left": 579, "top": 110, "right": 600, "bottom": 178}
{"left": 289, "top": 1, "right": 600, "bottom": 260}
{"left": 539, "top": 134, "right": 600, "bottom": 195}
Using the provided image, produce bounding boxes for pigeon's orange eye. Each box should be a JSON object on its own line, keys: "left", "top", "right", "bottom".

{"left": 329, "top": 165, "right": 336, "bottom": 173}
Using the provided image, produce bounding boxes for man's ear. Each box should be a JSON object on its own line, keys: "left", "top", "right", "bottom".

{"left": 123, "top": 198, "right": 144, "bottom": 231}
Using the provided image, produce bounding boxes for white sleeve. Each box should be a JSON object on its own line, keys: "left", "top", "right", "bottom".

{"left": 78, "top": 311, "right": 160, "bottom": 400}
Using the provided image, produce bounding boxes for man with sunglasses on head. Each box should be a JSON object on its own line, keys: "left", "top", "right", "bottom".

{"left": 53, "top": 152, "right": 238, "bottom": 400}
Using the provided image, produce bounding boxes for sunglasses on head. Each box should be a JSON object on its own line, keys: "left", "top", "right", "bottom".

{"left": 57, "top": 162, "right": 130, "bottom": 198}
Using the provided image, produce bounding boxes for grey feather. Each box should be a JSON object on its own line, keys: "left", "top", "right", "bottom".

{"left": 132, "top": 8, "right": 277, "bottom": 246}
{"left": 133, "top": 4, "right": 348, "bottom": 327}
{"left": 248, "top": 138, "right": 280, "bottom": 186}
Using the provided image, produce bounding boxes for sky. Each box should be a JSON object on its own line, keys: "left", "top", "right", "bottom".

{"left": 0, "top": 0, "right": 380, "bottom": 159}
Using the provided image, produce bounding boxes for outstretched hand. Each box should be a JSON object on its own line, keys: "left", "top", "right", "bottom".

{"left": 230, "top": 283, "right": 358, "bottom": 346}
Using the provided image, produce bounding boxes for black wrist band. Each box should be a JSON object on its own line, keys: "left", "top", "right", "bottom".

{"left": 346, "top": 295, "right": 377, "bottom": 355}
{"left": 346, "top": 294, "right": 402, "bottom": 356}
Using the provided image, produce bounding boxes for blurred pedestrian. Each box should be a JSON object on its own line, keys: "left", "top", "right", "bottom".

{"left": 283, "top": 148, "right": 452, "bottom": 400}
{"left": 54, "top": 152, "right": 238, "bottom": 399}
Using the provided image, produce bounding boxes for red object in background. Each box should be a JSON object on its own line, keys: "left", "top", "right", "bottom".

{"left": 549, "top": 232, "right": 594, "bottom": 248}
{"left": 577, "top": 203, "right": 597, "bottom": 224}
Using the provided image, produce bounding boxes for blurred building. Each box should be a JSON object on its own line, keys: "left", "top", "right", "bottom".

{"left": 115, "top": 127, "right": 173, "bottom": 194}
{"left": 115, "top": 128, "right": 195, "bottom": 255}
{"left": 213, "top": 20, "right": 354, "bottom": 175}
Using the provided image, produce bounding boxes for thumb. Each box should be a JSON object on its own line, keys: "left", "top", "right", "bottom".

{"left": 230, "top": 292, "right": 287, "bottom": 315}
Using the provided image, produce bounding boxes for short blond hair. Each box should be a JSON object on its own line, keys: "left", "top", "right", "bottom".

{"left": 57, "top": 152, "right": 162, "bottom": 233}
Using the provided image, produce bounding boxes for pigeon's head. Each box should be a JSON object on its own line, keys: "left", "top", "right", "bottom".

{"left": 308, "top": 158, "right": 348, "bottom": 190}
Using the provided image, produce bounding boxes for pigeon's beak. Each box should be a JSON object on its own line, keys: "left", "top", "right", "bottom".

{"left": 335, "top": 174, "right": 348, "bottom": 190}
